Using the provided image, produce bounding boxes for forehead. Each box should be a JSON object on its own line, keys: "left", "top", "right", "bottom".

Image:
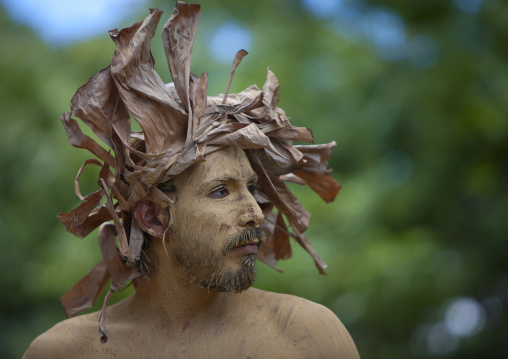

{"left": 176, "top": 147, "right": 255, "bottom": 187}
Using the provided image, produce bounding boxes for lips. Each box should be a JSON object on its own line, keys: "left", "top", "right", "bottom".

{"left": 223, "top": 227, "right": 265, "bottom": 254}
{"left": 231, "top": 242, "right": 259, "bottom": 255}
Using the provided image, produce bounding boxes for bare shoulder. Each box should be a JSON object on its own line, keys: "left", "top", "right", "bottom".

{"left": 245, "top": 288, "right": 360, "bottom": 359}
{"left": 23, "top": 312, "right": 101, "bottom": 359}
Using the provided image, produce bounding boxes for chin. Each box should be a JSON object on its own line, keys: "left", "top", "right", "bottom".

{"left": 199, "top": 254, "right": 257, "bottom": 292}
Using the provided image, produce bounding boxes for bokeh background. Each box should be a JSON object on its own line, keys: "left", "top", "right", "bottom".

{"left": 1, "top": 0, "right": 507, "bottom": 357}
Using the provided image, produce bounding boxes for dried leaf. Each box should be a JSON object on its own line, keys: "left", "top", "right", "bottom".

{"left": 97, "top": 223, "right": 140, "bottom": 342}
{"left": 248, "top": 151, "right": 310, "bottom": 233}
{"left": 60, "top": 260, "right": 110, "bottom": 318}
{"left": 262, "top": 68, "right": 286, "bottom": 126}
{"left": 193, "top": 72, "right": 209, "bottom": 133}
{"left": 279, "top": 173, "right": 306, "bottom": 186}
{"left": 257, "top": 245, "right": 281, "bottom": 272}
{"left": 265, "top": 125, "right": 314, "bottom": 143}
{"left": 129, "top": 218, "right": 144, "bottom": 263}
{"left": 294, "top": 169, "right": 341, "bottom": 203}
{"left": 110, "top": 9, "right": 188, "bottom": 155}
{"left": 263, "top": 138, "right": 304, "bottom": 172}
{"left": 71, "top": 66, "right": 131, "bottom": 149}
{"left": 289, "top": 222, "right": 328, "bottom": 274}
{"left": 162, "top": 1, "right": 201, "bottom": 112}
{"left": 258, "top": 211, "right": 282, "bottom": 272}
{"left": 273, "top": 211, "right": 292, "bottom": 260}
{"left": 74, "top": 159, "right": 103, "bottom": 200}
{"left": 97, "top": 223, "right": 139, "bottom": 290}
{"left": 99, "top": 289, "right": 114, "bottom": 343}
{"left": 67, "top": 206, "right": 112, "bottom": 239}
{"left": 60, "top": 112, "right": 115, "bottom": 167}
{"left": 99, "top": 179, "right": 129, "bottom": 258}
{"left": 223, "top": 50, "right": 249, "bottom": 104}
{"left": 70, "top": 70, "right": 111, "bottom": 147}
{"left": 148, "top": 186, "right": 173, "bottom": 207}
{"left": 57, "top": 190, "right": 104, "bottom": 238}
{"left": 207, "top": 123, "right": 281, "bottom": 155}
{"left": 293, "top": 142, "right": 341, "bottom": 202}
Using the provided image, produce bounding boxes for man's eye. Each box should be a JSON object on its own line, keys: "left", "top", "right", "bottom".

{"left": 208, "top": 185, "right": 229, "bottom": 199}
{"left": 247, "top": 183, "right": 258, "bottom": 195}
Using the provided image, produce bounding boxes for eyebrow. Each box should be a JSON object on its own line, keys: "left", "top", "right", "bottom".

{"left": 199, "top": 173, "right": 258, "bottom": 192}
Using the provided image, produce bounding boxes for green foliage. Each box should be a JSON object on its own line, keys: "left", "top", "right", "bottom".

{"left": 1, "top": 1, "right": 507, "bottom": 358}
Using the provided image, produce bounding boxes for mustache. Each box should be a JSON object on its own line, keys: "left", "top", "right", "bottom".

{"left": 223, "top": 227, "right": 266, "bottom": 254}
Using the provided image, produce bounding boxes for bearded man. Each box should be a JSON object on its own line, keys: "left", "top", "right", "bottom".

{"left": 23, "top": 2, "right": 360, "bottom": 358}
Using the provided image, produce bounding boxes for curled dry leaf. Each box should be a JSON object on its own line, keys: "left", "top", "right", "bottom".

{"left": 60, "top": 261, "right": 111, "bottom": 318}
{"left": 97, "top": 223, "right": 140, "bottom": 343}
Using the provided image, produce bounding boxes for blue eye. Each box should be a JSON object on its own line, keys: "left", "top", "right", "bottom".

{"left": 208, "top": 185, "right": 229, "bottom": 199}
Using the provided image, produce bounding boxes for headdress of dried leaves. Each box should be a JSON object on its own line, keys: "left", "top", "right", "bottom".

{"left": 57, "top": 1, "right": 341, "bottom": 342}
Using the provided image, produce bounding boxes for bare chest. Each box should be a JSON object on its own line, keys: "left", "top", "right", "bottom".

{"left": 92, "top": 320, "right": 306, "bottom": 359}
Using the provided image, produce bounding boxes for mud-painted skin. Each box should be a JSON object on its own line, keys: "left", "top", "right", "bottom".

{"left": 23, "top": 148, "right": 360, "bottom": 359}
{"left": 167, "top": 147, "right": 265, "bottom": 292}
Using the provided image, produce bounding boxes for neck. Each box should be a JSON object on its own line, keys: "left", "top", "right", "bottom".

{"left": 127, "top": 239, "right": 226, "bottom": 330}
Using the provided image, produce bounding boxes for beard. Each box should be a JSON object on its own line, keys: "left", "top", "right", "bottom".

{"left": 171, "top": 227, "right": 266, "bottom": 292}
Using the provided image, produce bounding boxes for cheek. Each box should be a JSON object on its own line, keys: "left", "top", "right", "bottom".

{"left": 219, "top": 223, "right": 231, "bottom": 232}
{"left": 176, "top": 203, "right": 224, "bottom": 232}
{"left": 173, "top": 195, "right": 244, "bottom": 239}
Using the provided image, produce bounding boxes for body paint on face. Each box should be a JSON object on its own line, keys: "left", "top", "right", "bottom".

{"left": 167, "top": 147, "right": 266, "bottom": 292}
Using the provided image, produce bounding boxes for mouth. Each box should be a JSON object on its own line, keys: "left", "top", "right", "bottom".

{"left": 223, "top": 227, "right": 265, "bottom": 255}
{"left": 231, "top": 241, "right": 259, "bottom": 255}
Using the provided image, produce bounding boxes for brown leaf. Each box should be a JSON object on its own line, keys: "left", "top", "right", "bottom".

{"left": 251, "top": 141, "right": 303, "bottom": 176}
{"left": 193, "top": 72, "right": 209, "bottom": 133}
{"left": 294, "top": 169, "right": 341, "bottom": 203}
{"left": 67, "top": 206, "right": 112, "bottom": 239}
{"left": 273, "top": 211, "right": 292, "bottom": 260}
{"left": 207, "top": 123, "right": 281, "bottom": 155}
{"left": 162, "top": 1, "right": 201, "bottom": 112}
{"left": 74, "top": 159, "right": 102, "bottom": 200}
{"left": 70, "top": 67, "right": 113, "bottom": 147}
{"left": 207, "top": 84, "right": 263, "bottom": 113}
{"left": 262, "top": 68, "right": 286, "bottom": 126}
{"left": 223, "top": 49, "right": 249, "bottom": 104}
{"left": 129, "top": 218, "right": 144, "bottom": 263}
{"left": 99, "top": 179, "right": 129, "bottom": 258}
{"left": 293, "top": 142, "right": 342, "bottom": 202}
{"left": 97, "top": 223, "right": 140, "bottom": 343}
{"left": 258, "top": 211, "right": 282, "bottom": 272}
{"left": 60, "top": 260, "right": 111, "bottom": 318}
{"left": 60, "top": 112, "right": 115, "bottom": 167}
{"left": 248, "top": 151, "right": 310, "bottom": 233}
{"left": 148, "top": 186, "right": 173, "bottom": 207}
{"left": 289, "top": 223, "right": 328, "bottom": 274}
{"left": 110, "top": 183, "right": 131, "bottom": 212}
{"left": 110, "top": 8, "right": 188, "bottom": 155}
{"left": 265, "top": 125, "right": 314, "bottom": 143}
{"left": 98, "top": 223, "right": 140, "bottom": 290}
{"left": 57, "top": 190, "right": 104, "bottom": 238}
{"left": 279, "top": 173, "right": 306, "bottom": 185}
{"left": 70, "top": 66, "right": 131, "bottom": 149}
{"left": 197, "top": 122, "right": 248, "bottom": 142}
{"left": 264, "top": 138, "right": 304, "bottom": 172}
{"left": 294, "top": 142, "right": 335, "bottom": 162}
{"left": 257, "top": 247, "right": 281, "bottom": 272}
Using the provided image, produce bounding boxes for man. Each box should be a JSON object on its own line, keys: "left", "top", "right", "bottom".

{"left": 24, "top": 2, "right": 360, "bottom": 358}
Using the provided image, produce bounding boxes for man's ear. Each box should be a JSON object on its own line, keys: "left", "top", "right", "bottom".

{"left": 133, "top": 198, "right": 170, "bottom": 238}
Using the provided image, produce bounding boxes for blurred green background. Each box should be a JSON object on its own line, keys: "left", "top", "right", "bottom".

{"left": 1, "top": 0, "right": 507, "bottom": 358}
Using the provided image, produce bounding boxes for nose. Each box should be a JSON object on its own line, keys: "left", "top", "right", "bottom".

{"left": 239, "top": 193, "right": 265, "bottom": 227}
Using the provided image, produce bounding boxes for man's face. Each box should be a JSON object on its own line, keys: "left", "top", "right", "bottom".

{"left": 168, "top": 147, "right": 266, "bottom": 292}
